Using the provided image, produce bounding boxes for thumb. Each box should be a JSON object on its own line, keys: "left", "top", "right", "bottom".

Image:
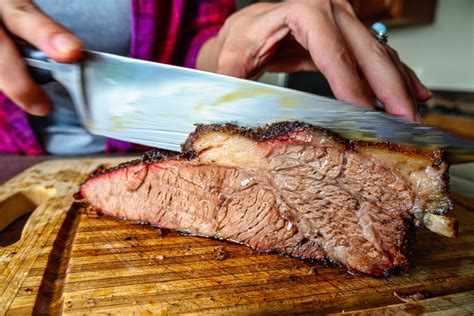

{"left": 3, "top": 0, "right": 82, "bottom": 62}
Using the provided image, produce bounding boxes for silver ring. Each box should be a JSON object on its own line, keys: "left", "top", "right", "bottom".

{"left": 370, "top": 22, "right": 388, "bottom": 44}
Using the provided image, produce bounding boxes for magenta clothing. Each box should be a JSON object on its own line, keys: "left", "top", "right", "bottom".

{"left": 0, "top": 0, "right": 234, "bottom": 154}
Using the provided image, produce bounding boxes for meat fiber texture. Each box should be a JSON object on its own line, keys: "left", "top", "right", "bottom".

{"left": 79, "top": 122, "right": 457, "bottom": 277}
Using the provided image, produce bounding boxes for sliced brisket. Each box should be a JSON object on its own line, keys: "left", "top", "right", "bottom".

{"left": 79, "top": 122, "right": 457, "bottom": 277}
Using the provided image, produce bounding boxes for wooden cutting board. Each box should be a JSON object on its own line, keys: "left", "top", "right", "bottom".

{"left": 1, "top": 158, "right": 473, "bottom": 315}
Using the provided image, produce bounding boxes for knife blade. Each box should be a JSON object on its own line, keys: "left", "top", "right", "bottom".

{"left": 22, "top": 49, "right": 474, "bottom": 163}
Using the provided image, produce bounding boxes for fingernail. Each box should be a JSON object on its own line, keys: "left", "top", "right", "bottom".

{"left": 51, "top": 33, "right": 82, "bottom": 54}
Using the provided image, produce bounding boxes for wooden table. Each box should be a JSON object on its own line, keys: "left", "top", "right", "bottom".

{"left": 0, "top": 154, "right": 137, "bottom": 185}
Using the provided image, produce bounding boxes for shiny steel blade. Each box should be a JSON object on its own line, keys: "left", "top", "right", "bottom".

{"left": 76, "top": 51, "right": 473, "bottom": 162}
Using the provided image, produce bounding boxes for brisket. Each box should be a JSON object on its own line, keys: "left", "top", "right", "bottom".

{"left": 79, "top": 122, "right": 457, "bottom": 277}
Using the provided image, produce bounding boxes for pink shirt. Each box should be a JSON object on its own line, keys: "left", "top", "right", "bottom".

{"left": 0, "top": 0, "right": 235, "bottom": 154}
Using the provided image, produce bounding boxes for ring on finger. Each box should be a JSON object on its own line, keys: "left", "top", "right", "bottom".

{"left": 370, "top": 22, "right": 388, "bottom": 44}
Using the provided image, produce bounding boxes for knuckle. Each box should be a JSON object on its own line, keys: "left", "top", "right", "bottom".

{"left": 5, "top": 0, "right": 37, "bottom": 20}
{"left": 323, "top": 48, "right": 355, "bottom": 73}
{"left": 12, "top": 1, "right": 39, "bottom": 13}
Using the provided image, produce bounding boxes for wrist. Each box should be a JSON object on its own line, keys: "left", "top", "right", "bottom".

{"left": 195, "top": 36, "right": 221, "bottom": 73}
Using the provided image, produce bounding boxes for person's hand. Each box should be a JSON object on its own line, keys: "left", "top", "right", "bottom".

{"left": 197, "top": 0, "right": 431, "bottom": 121}
{"left": 0, "top": 0, "right": 82, "bottom": 115}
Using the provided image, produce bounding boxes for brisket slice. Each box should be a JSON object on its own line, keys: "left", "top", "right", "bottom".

{"left": 79, "top": 122, "right": 457, "bottom": 277}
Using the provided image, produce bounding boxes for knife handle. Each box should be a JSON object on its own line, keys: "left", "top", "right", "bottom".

{"left": 15, "top": 40, "right": 55, "bottom": 85}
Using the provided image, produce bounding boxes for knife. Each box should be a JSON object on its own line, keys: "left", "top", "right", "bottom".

{"left": 19, "top": 44, "right": 474, "bottom": 163}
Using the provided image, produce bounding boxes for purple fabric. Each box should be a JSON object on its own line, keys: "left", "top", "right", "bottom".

{"left": 0, "top": 0, "right": 235, "bottom": 155}
{"left": 0, "top": 94, "right": 44, "bottom": 155}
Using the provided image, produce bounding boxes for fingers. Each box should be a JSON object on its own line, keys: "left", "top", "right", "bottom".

{"left": 385, "top": 45, "right": 431, "bottom": 103}
{"left": 2, "top": 0, "right": 82, "bottom": 62}
{"left": 0, "top": 0, "right": 82, "bottom": 115}
{"left": 216, "top": 3, "right": 290, "bottom": 78}
{"left": 331, "top": 1, "right": 416, "bottom": 120}
{"left": 403, "top": 63, "right": 432, "bottom": 101}
{"left": 285, "top": 2, "right": 373, "bottom": 108}
{"left": 0, "top": 26, "right": 51, "bottom": 115}
{"left": 386, "top": 57, "right": 424, "bottom": 123}
{"left": 384, "top": 45, "right": 416, "bottom": 101}
{"left": 212, "top": 0, "right": 425, "bottom": 121}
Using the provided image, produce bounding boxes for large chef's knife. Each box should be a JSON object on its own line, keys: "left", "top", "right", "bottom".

{"left": 21, "top": 47, "right": 474, "bottom": 162}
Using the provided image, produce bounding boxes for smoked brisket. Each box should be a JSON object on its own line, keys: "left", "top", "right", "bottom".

{"left": 79, "top": 122, "right": 457, "bottom": 276}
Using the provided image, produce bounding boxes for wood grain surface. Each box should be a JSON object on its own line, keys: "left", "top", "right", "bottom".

{"left": 1, "top": 158, "right": 473, "bottom": 315}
